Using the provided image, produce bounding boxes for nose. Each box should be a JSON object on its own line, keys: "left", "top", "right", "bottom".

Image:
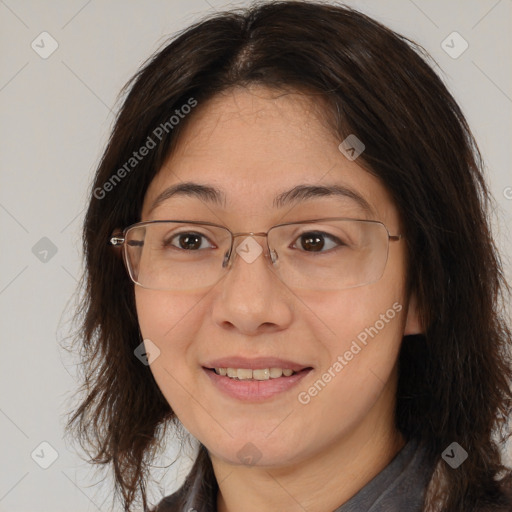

{"left": 211, "top": 235, "right": 293, "bottom": 336}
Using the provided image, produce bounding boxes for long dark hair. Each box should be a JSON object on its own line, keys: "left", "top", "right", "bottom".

{"left": 64, "top": 1, "right": 512, "bottom": 510}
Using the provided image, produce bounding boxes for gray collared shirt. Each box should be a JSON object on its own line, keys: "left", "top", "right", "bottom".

{"left": 154, "top": 438, "right": 434, "bottom": 512}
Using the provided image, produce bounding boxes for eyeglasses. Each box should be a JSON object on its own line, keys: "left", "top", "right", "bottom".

{"left": 110, "top": 218, "right": 402, "bottom": 291}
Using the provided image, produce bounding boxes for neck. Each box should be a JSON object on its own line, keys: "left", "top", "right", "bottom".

{"left": 211, "top": 372, "right": 405, "bottom": 512}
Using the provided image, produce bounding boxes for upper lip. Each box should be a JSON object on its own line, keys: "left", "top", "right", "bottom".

{"left": 203, "top": 357, "right": 313, "bottom": 372}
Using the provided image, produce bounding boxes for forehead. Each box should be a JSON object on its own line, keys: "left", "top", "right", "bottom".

{"left": 142, "top": 86, "right": 399, "bottom": 228}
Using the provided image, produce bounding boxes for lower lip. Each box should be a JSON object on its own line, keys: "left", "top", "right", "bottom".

{"left": 203, "top": 368, "right": 312, "bottom": 402}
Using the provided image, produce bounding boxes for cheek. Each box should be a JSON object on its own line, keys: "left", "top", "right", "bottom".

{"left": 313, "top": 283, "right": 405, "bottom": 347}
{"left": 134, "top": 288, "right": 200, "bottom": 392}
{"left": 135, "top": 290, "right": 183, "bottom": 418}
{"left": 304, "top": 285, "right": 406, "bottom": 399}
{"left": 135, "top": 289, "right": 170, "bottom": 338}
{"left": 135, "top": 288, "right": 223, "bottom": 442}
{"left": 135, "top": 288, "right": 204, "bottom": 340}
{"left": 309, "top": 232, "right": 407, "bottom": 343}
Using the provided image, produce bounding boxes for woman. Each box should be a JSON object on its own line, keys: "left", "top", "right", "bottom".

{"left": 65, "top": 1, "right": 512, "bottom": 511}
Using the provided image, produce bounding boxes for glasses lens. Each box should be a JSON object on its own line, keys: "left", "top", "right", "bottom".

{"left": 124, "top": 222, "right": 231, "bottom": 290}
{"left": 123, "top": 219, "right": 391, "bottom": 291}
{"left": 267, "top": 219, "right": 390, "bottom": 290}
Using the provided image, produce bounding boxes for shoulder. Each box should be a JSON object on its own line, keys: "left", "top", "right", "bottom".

{"left": 150, "top": 490, "right": 182, "bottom": 512}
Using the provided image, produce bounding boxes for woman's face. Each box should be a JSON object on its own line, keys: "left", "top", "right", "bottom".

{"left": 135, "top": 86, "right": 421, "bottom": 468}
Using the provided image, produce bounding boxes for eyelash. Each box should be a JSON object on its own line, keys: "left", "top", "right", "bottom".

{"left": 163, "top": 231, "right": 344, "bottom": 253}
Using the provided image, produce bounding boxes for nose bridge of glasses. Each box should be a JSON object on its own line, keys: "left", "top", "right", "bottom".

{"left": 231, "top": 231, "right": 268, "bottom": 241}
{"left": 224, "top": 231, "right": 277, "bottom": 267}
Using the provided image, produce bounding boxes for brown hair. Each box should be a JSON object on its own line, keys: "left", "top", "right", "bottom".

{"left": 64, "top": 1, "right": 512, "bottom": 510}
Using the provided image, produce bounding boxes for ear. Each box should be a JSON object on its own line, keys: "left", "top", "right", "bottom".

{"left": 404, "top": 293, "right": 424, "bottom": 335}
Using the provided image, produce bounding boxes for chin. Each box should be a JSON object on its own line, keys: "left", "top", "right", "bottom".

{"left": 204, "top": 431, "right": 307, "bottom": 468}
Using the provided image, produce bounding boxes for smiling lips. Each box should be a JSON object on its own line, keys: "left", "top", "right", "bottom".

{"left": 203, "top": 357, "right": 313, "bottom": 401}
{"left": 204, "top": 357, "right": 311, "bottom": 380}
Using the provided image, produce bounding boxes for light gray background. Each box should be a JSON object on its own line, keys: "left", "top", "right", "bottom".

{"left": 1, "top": 0, "right": 511, "bottom": 511}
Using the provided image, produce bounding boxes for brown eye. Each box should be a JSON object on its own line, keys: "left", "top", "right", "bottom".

{"left": 294, "top": 231, "right": 341, "bottom": 252}
{"left": 300, "top": 232, "right": 324, "bottom": 251}
{"left": 164, "top": 232, "right": 212, "bottom": 251}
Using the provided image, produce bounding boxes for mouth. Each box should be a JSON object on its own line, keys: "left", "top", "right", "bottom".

{"left": 201, "top": 358, "right": 313, "bottom": 401}
{"left": 205, "top": 367, "right": 308, "bottom": 380}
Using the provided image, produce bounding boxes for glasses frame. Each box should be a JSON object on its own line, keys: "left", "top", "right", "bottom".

{"left": 110, "top": 217, "right": 402, "bottom": 290}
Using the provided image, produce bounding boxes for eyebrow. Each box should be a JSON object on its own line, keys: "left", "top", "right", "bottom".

{"left": 149, "top": 181, "right": 374, "bottom": 215}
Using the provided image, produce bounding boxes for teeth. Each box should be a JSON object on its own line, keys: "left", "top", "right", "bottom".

{"left": 237, "top": 368, "right": 253, "bottom": 380}
{"left": 269, "top": 367, "right": 283, "bottom": 378}
{"left": 253, "top": 369, "right": 270, "bottom": 380}
{"left": 213, "top": 367, "right": 298, "bottom": 380}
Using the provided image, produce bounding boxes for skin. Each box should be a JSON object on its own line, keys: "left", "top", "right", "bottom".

{"left": 135, "top": 85, "right": 423, "bottom": 512}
